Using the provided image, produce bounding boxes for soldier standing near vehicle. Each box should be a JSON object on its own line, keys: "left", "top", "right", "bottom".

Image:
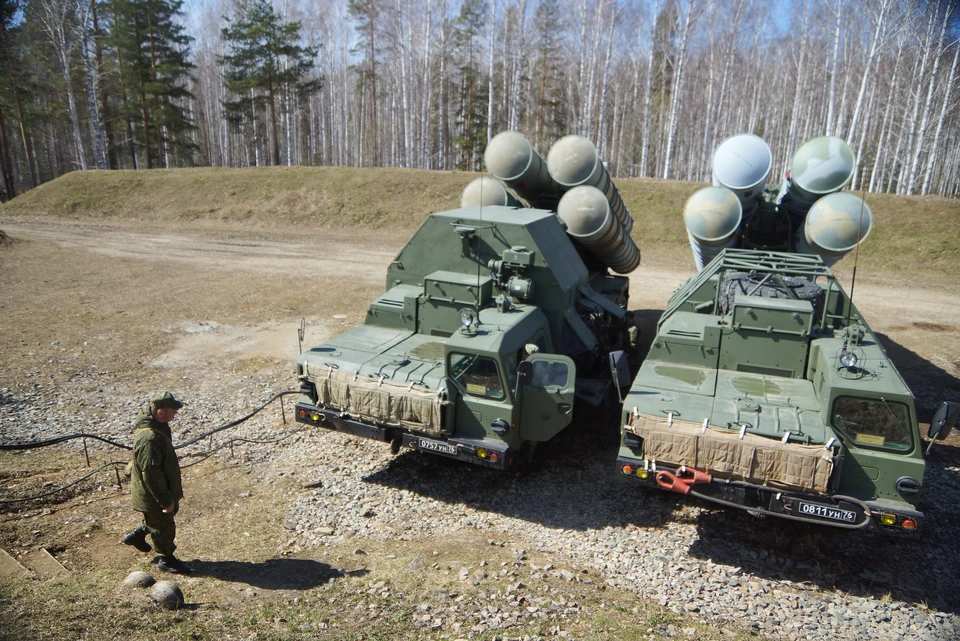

{"left": 120, "top": 390, "right": 191, "bottom": 574}
{"left": 624, "top": 312, "right": 642, "bottom": 368}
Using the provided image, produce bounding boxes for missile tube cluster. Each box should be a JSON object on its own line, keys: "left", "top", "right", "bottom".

{"left": 684, "top": 133, "right": 873, "bottom": 270}
{"left": 464, "top": 130, "right": 640, "bottom": 275}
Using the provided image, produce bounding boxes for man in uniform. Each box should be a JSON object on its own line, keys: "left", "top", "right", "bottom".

{"left": 624, "top": 312, "right": 642, "bottom": 368}
{"left": 120, "top": 390, "right": 191, "bottom": 574}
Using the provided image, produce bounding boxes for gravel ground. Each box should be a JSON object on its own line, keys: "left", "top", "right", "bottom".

{"left": 2, "top": 370, "right": 959, "bottom": 641}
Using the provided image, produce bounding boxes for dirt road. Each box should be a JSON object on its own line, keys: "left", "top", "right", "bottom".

{"left": 2, "top": 218, "right": 960, "bottom": 641}
{"left": 3, "top": 219, "right": 957, "bottom": 415}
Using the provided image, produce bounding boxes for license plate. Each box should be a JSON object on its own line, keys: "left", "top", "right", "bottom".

{"left": 417, "top": 438, "right": 457, "bottom": 456}
{"left": 797, "top": 500, "right": 857, "bottom": 523}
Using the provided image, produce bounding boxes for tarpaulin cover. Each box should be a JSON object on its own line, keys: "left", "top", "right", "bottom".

{"left": 312, "top": 367, "right": 446, "bottom": 437}
{"left": 628, "top": 413, "right": 835, "bottom": 493}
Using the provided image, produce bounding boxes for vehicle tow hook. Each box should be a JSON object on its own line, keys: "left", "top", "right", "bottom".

{"left": 655, "top": 470, "right": 691, "bottom": 494}
{"left": 676, "top": 466, "right": 712, "bottom": 485}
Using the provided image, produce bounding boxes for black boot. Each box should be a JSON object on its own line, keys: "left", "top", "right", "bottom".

{"left": 157, "top": 555, "right": 191, "bottom": 574}
{"left": 120, "top": 525, "right": 151, "bottom": 553}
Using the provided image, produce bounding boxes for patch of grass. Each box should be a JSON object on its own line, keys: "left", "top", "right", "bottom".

{"left": 856, "top": 191, "right": 960, "bottom": 272}
{"left": 0, "top": 167, "right": 468, "bottom": 233}
{"left": 4, "top": 168, "right": 955, "bottom": 273}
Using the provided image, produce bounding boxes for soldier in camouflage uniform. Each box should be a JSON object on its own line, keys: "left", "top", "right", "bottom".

{"left": 120, "top": 390, "right": 190, "bottom": 574}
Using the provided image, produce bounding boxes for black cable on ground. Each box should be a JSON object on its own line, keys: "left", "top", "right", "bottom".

{"left": 0, "top": 389, "right": 300, "bottom": 452}
{"left": 0, "top": 433, "right": 132, "bottom": 451}
{"left": 0, "top": 461, "right": 128, "bottom": 505}
{"left": 175, "top": 390, "right": 300, "bottom": 449}
{"left": 0, "top": 389, "right": 303, "bottom": 504}
{"left": 179, "top": 424, "right": 310, "bottom": 469}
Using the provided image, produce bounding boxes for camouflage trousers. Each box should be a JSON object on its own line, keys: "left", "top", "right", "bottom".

{"left": 140, "top": 504, "right": 178, "bottom": 557}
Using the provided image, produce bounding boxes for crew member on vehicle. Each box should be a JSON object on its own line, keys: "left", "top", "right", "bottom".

{"left": 120, "top": 390, "right": 191, "bottom": 574}
{"left": 624, "top": 311, "right": 641, "bottom": 366}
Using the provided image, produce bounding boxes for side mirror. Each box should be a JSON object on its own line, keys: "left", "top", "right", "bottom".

{"left": 926, "top": 401, "right": 960, "bottom": 455}
{"left": 608, "top": 350, "right": 631, "bottom": 388}
{"left": 608, "top": 350, "right": 631, "bottom": 404}
{"left": 929, "top": 401, "right": 960, "bottom": 441}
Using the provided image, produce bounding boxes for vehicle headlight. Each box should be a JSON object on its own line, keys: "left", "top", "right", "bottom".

{"left": 840, "top": 350, "right": 858, "bottom": 368}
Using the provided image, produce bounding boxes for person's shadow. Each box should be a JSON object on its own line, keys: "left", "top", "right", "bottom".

{"left": 187, "top": 557, "right": 366, "bottom": 590}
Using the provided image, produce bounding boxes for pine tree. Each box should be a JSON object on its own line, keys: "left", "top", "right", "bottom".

{"left": 347, "top": 0, "right": 380, "bottom": 166}
{"left": 453, "top": 0, "right": 487, "bottom": 171}
{"left": 533, "top": 0, "right": 564, "bottom": 149}
{"left": 0, "top": 0, "right": 38, "bottom": 191}
{"left": 219, "top": 0, "right": 321, "bottom": 167}
{"left": 107, "top": 0, "right": 195, "bottom": 169}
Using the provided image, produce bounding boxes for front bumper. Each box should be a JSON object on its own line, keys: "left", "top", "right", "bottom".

{"left": 296, "top": 402, "right": 512, "bottom": 469}
{"left": 616, "top": 457, "right": 924, "bottom": 533}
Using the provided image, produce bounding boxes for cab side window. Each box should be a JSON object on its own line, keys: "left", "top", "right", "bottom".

{"left": 529, "top": 361, "right": 570, "bottom": 389}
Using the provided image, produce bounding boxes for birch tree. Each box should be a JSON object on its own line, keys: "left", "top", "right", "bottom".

{"left": 35, "top": 0, "right": 87, "bottom": 170}
{"left": 921, "top": 33, "right": 959, "bottom": 194}
{"left": 76, "top": 0, "right": 107, "bottom": 169}
{"left": 662, "top": 0, "right": 703, "bottom": 179}
{"left": 905, "top": 0, "right": 955, "bottom": 193}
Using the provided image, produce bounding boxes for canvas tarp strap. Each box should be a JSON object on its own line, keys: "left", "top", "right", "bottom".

{"left": 315, "top": 368, "right": 445, "bottom": 437}
{"left": 627, "top": 413, "right": 835, "bottom": 494}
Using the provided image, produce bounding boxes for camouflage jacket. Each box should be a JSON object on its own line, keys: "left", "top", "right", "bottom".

{"left": 130, "top": 407, "right": 183, "bottom": 512}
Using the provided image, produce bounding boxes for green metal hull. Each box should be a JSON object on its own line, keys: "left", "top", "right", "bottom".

{"left": 296, "top": 205, "right": 628, "bottom": 469}
{"left": 618, "top": 249, "right": 925, "bottom": 532}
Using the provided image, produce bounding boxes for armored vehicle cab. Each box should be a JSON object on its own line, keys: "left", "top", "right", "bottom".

{"left": 295, "top": 131, "right": 641, "bottom": 469}
{"left": 617, "top": 249, "right": 927, "bottom": 531}
{"left": 294, "top": 204, "right": 630, "bottom": 469}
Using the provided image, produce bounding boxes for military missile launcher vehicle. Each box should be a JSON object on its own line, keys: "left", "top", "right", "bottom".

{"left": 294, "top": 131, "right": 638, "bottom": 469}
{"left": 617, "top": 134, "right": 955, "bottom": 532}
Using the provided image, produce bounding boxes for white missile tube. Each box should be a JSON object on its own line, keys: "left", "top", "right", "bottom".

{"left": 557, "top": 185, "right": 640, "bottom": 274}
{"left": 683, "top": 186, "right": 743, "bottom": 271}
{"left": 546, "top": 135, "right": 634, "bottom": 234}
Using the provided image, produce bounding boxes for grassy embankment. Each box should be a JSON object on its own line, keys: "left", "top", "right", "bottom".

{"left": 2, "top": 166, "right": 957, "bottom": 274}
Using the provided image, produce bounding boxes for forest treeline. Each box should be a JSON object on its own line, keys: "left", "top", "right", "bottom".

{"left": 0, "top": 0, "right": 958, "bottom": 203}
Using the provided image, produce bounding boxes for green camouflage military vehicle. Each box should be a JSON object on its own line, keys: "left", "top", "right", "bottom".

{"left": 294, "top": 132, "right": 638, "bottom": 469}
{"left": 616, "top": 134, "right": 955, "bottom": 532}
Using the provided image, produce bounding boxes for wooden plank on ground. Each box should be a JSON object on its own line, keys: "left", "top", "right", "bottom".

{"left": 0, "top": 548, "right": 30, "bottom": 580}
{"left": 21, "top": 547, "right": 69, "bottom": 579}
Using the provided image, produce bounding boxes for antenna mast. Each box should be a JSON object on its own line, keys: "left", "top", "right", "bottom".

{"left": 476, "top": 171, "right": 483, "bottom": 316}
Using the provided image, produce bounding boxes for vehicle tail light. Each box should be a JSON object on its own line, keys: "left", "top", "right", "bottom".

{"left": 476, "top": 448, "right": 488, "bottom": 459}
{"left": 901, "top": 518, "right": 917, "bottom": 530}
{"left": 636, "top": 469, "right": 650, "bottom": 480}
{"left": 622, "top": 464, "right": 634, "bottom": 475}
{"left": 879, "top": 513, "right": 897, "bottom": 526}
{"left": 490, "top": 452, "right": 500, "bottom": 463}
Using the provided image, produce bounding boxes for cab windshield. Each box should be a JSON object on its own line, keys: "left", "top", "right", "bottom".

{"left": 449, "top": 353, "right": 505, "bottom": 400}
{"left": 831, "top": 396, "right": 912, "bottom": 451}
